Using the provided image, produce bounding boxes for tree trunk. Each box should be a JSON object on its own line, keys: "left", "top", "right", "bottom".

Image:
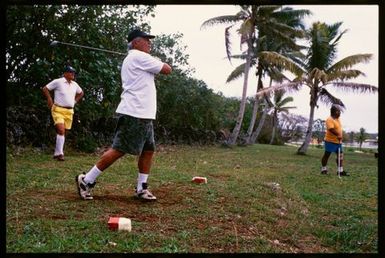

{"left": 250, "top": 77, "right": 272, "bottom": 144}
{"left": 244, "top": 66, "right": 264, "bottom": 144}
{"left": 269, "top": 111, "right": 277, "bottom": 144}
{"left": 250, "top": 97, "right": 269, "bottom": 143}
{"left": 297, "top": 99, "right": 316, "bottom": 154}
{"left": 227, "top": 39, "right": 253, "bottom": 146}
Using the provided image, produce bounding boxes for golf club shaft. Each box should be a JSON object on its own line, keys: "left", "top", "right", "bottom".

{"left": 53, "top": 41, "right": 126, "bottom": 56}
{"left": 338, "top": 146, "right": 341, "bottom": 177}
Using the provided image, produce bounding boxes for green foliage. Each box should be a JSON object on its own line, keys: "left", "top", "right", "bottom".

{"left": 6, "top": 5, "right": 247, "bottom": 148}
{"left": 312, "top": 118, "right": 326, "bottom": 144}
{"left": 75, "top": 134, "right": 99, "bottom": 153}
{"left": 296, "top": 21, "right": 376, "bottom": 154}
{"left": 156, "top": 72, "right": 242, "bottom": 144}
{"left": 6, "top": 5, "right": 154, "bottom": 147}
{"left": 355, "top": 127, "right": 368, "bottom": 150}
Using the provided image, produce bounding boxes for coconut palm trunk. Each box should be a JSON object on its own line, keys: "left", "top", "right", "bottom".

{"left": 269, "top": 110, "right": 277, "bottom": 144}
{"left": 298, "top": 104, "right": 316, "bottom": 154}
{"left": 297, "top": 88, "right": 318, "bottom": 154}
{"left": 227, "top": 38, "right": 253, "bottom": 145}
{"left": 250, "top": 97, "right": 269, "bottom": 143}
{"left": 244, "top": 66, "right": 264, "bottom": 144}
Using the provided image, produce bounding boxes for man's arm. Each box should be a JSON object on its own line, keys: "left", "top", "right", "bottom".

{"left": 75, "top": 91, "right": 84, "bottom": 104}
{"left": 42, "top": 86, "right": 54, "bottom": 109}
{"left": 160, "top": 63, "right": 172, "bottom": 75}
{"left": 329, "top": 128, "right": 342, "bottom": 142}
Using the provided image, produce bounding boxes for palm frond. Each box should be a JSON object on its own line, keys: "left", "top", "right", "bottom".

{"left": 263, "top": 20, "right": 305, "bottom": 39}
{"left": 267, "top": 27, "right": 303, "bottom": 51}
{"left": 226, "top": 63, "right": 246, "bottom": 83}
{"left": 278, "top": 96, "right": 294, "bottom": 107}
{"left": 327, "top": 69, "right": 365, "bottom": 82}
{"left": 326, "top": 54, "right": 372, "bottom": 73}
{"left": 225, "top": 25, "right": 233, "bottom": 63}
{"left": 279, "top": 106, "right": 296, "bottom": 114}
{"left": 327, "top": 21, "right": 343, "bottom": 40}
{"left": 319, "top": 88, "right": 345, "bottom": 107}
{"left": 229, "top": 54, "right": 247, "bottom": 60}
{"left": 259, "top": 51, "right": 304, "bottom": 77}
{"left": 238, "top": 18, "right": 254, "bottom": 46}
{"left": 257, "top": 5, "right": 281, "bottom": 13}
{"left": 330, "top": 28, "right": 348, "bottom": 47}
{"left": 330, "top": 82, "right": 378, "bottom": 93}
{"left": 307, "top": 21, "right": 339, "bottom": 70}
{"left": 272, "top": 8, "right": 312, "bottom": 30}
{"left": 255, "top": 82, "right": 302, "bottom": 97}
{"left": 308, "top": 68, "right": 328, "bottom": 84}
{"left": 266, "top": 67, "right": 291, "bottom": 83}
{"left": 284, "top": 51, "right": 307, "bottom": 68}
{"left": 200, "top": 15, "right": 242, "bottom": 29}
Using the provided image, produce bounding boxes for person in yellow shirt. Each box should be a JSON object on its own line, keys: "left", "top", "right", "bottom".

{"left": 321, "top": 104, "right": 349, "bottom": 176}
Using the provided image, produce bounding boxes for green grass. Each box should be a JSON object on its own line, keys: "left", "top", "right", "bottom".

{"left": 6, "top": 144, "right": 378, "bottom": 253}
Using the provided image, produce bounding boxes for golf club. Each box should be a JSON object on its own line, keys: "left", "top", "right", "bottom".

{"left": 338, "top": 146, "right": 341, "bottom": 179}
{"left": 50, "top": 40, "right": 126, "bottom": 56}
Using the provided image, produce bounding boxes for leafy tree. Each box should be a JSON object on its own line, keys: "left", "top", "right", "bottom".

{"left": 356, "top": 127, "right": 368, "bottom": 150}
{"left": 226, "top": 6, "right": 310, "bottom": 145}
{"left": 268, "top": 90, "right": 296, "bottom": 144}
{"left": 294, "top": 22, "right": 378, "bottom": 154}
{"left": 201, "top": 5, "right": 259, "bottom": 146}
{"left": 348, "top": 131, "right": 355, "bottom": 145}
{"left": 258, "top": 21, "right": 378, "bottom": 154}
{"left": 312, "top": 118, "right": 326, "bottom": 145}
{"left": 6, "top": 5, "right": 154, "bottom": 148}
{"left": 202, "top": 5, "right": 309, "bottom": 146}
{"left": 279, "top": 113, "right": 307, "bottom": 142}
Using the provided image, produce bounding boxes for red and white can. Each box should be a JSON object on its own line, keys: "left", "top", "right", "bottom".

{"left": 192, "top": 176, "right": 207, "bottom": 184}
{"left": 108, "top": 217, "right": 132, "bottom": 231}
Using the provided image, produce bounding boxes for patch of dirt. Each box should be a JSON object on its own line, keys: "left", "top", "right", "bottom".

{"left": 17, "top": 182, "right": 332, "bottom": 253}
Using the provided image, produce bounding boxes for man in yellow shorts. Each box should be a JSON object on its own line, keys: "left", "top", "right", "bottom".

{"left": 321, "top": 104, "right": 349, "bottom": 176}
{"left": 42, "top": 65, "right": 84, "bottom": 161}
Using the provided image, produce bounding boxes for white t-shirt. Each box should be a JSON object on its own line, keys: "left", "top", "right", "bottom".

{"left": 46, "top": 77, "right": 82, "bottom": 108}
{"left": 116, "top": 49, "right": 164, "bottom": 119}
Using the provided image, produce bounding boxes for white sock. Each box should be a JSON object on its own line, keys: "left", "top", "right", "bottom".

{"left": 338, "top": 167, "right": 343, "bottom": 173}
{"left": 84, "top": 165, "right": 102, "bottom": 184}
{"left": 137, "top": 173, "right": 149, "bottom": 191}
{"left": 54, "top": 135, "right": 65, "bottom": 156}
{"left": 321, "top": 166, "right": 327, "bottom": 171}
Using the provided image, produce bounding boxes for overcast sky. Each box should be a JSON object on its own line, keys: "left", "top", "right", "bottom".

{"left": 149, "top": 5, "right": 379, "bottom": 133}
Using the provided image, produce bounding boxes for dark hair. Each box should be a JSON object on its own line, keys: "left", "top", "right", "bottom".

{"left": 331, "top": 105, "right": 340, "bottom": 114}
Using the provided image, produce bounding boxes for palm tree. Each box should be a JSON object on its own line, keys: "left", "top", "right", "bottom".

{"left": 295, "top": 21, "right": 378, "bottom": 154}
{"left": 356, "top": 127, "right": 368, "bottom": 150}
{"left": 268, "top": 90, "right": 296, "bottom": 144}
{"left": 246, "top": 7, "right": 309, "bottom": 145}
{"left": 254, "top": 21, "right": 378, "bottom": 154}
{"left": 201, "top": 5, "right": 257, "bottom": 146}
{"left": 210, "top": 6, "right": 310, "bottom": 145}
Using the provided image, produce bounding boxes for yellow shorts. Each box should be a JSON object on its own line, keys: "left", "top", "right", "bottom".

{"left": 51, "top": 104, "right": 74, "bottom": 130}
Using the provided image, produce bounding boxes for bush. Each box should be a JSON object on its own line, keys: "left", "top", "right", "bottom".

{"left": 6, "top": 105, "right": 54, "bottom": 147}
{"left": 75, "top": 134, "right": 98, "bottom": 153}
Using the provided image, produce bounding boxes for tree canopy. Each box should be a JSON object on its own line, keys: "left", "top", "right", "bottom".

{"left": 6, "top": 5, "right": 246, "bottom": 150}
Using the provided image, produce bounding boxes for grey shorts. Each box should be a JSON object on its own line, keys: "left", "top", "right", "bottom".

{"left": 112, "top": 114, "right": 155, "bottom": 155}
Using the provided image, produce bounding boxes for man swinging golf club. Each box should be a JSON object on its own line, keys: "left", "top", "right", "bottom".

{"left": 321, "top": 104, "right": 350, "bottom": 176}
{"left": 76, "top": 29, "right": 172, "bottom": 201}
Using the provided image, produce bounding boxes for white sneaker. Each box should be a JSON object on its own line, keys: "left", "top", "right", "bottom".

{"left": 76, "top": 173, "right": 96, "bottom": 200}
{"left": 135, "top": 183, "right": 157, "bottom": 201}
